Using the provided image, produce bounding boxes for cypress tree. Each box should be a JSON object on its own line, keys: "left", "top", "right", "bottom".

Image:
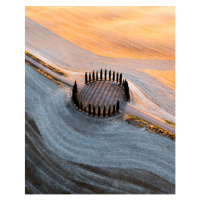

{"left": 72, "top": 93, "right": 74, "bottom": 102}
{"left": 74, "top": 80, "right": 77, "bottom": 93}
{"left": 108, "top": 105, "right": 111, "bottom": 117}
{"left": 89, "top": 73, "right": 91, "bottom": 82}
{"left": 80, "top": 101, "right": 83, "bottom": 111}
{"left": 93, "top": 105, "right": 96, "bottom": 116}
{"left": 73, "top": 86, "right": 77, "bottom": 104}
{"left": 85, "top": 72, "right": 88, "bottom": 84}
{"left": 116, "top": 72, "right": 119, "bottom": 83}
{"left": 113, "top": 71, "right": 115, "bottom": 82}
{"left": 127, "top": 87, "right": 130, "bottom": 101}
{"left": 100, "top": 69, "right": 102, "bottom": 80}
{"left": 92, "top": 71, "right": 95, "bottom": 81}
{"left": 113, "top": 104, "right": 116, "bottom": 115}
{"left": 125, "top": 86, "right": 128, "bottom": 100}
{"left": 98, "top": 105, "right": 101, "bottom": 117}
{"left": 105, "top": 69, "right": 107, "bottom": 80}
{"left": 88, "top": 104, "right": 91, "bottom": 115}
{"left": 72, "top": 87, "right": 75, "bottom": 100}
{"left": 72, "top": 90, "right": 75, "bottom": 103}
{"left": 77, "top": 99, "right": 79, "bottom": 108}
{"left": 96, "top": 71, "right": 98, "bottom": 81}
{"left": 125, "top": 79, "right": 127, "bottom": 89}
{"left": 117, "top": 100, "right": 120, "bottom": 112}
{"left": 75, "top": 95, "right": 77, "bottom": 105}
{"left": 119, "top": 73, "right": 122, "bottom": 85}
{"left": 103, "top": 105, "right": 106, "bottom": 117}
{"left": 109, "top": 70, "right": 111, "bottom": 81}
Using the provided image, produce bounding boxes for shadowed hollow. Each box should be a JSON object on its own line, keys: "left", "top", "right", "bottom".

{"left": 78, "top": 81, "right": 125, "bottom": 111}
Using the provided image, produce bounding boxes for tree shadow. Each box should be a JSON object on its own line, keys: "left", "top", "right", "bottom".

{"left": 77, "top": 81, "right": 128, "bottom": 112}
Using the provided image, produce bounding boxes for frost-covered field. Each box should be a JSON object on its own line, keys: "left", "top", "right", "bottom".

{"left": 25, "top": 64, "right": 175, "bottom": 194}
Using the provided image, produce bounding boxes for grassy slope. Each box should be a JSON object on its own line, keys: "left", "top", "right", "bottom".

{"left": 25, "top": 6, "right": 175, "bottom": 60}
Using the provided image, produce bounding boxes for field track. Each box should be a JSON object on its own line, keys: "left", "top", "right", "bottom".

{"left": 26, "top": 54, "right": 175, "bottom": 134}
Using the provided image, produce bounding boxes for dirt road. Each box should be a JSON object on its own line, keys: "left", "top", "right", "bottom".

{"left": 26, "top": 54, "right": 175, "bottom": 134}
{"left": 122, "top": 105, "right": 175, "bottom": 133}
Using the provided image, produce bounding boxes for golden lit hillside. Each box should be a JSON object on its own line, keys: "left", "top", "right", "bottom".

{"left": 138, "top": 69, "right": 175, "bottom": 90}
{"left": 25, "top": 6, "right": 175, "bottom": 60}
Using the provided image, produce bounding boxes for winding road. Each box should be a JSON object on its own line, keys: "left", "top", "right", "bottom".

{"left": 25, "top": 54, "right": 175, "bottom": 134}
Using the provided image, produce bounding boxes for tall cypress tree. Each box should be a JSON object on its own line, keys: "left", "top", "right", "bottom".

{"left": 100, "top": 69, "right": 102, "bottom": 80}
{"left": 113, "top": 71, "right": 115, "bottom": 82}
{"left": 74, "top": 80, "right": 77, "bottom": 93}
{"left": 72, "top": 88, "right": 75, "bottom": 102}
{"left": 93, "top": 105, "right": 96, "bottom": 116}
{"left": 116, "top": 72, "right": 119, "bottom": 83}
{"left": 85, "top": 72, "right": 88, "bottom": 84}
{"left": 72, "top": 83, "right": 77, "bottom": 104}
{"left": 80, "top": 101, "right": 83, "bottom": 111}
{"left": 108, "top": 105, "right": 111, "bottom": 117}
{"left": 125, "top": 86, "right": 128, "bottom": 99}
{"left": 109, "top": 70, "right": 111, "bottom": 81}
{"left": 125, "top": 79, "right": 127, "bottom": 89}
{"left": 98, "top": 105, "right": 101, "bottom": 117}
{"left": 88, "top": 104, "right": 91, "bottom": 115}
{"left": 103, "top": 105, "right": 106, "bottom": 117}
{"left": 75, "top": 95, "right": 77, "bottom": 105}
{"left": 119, "top": 73, "right": 122, "bottom": 85}
{"left": 77, "top": 99, "right": 79, "bottom": 108}
{"left": 105, "top": 69, "right": 107, "bottom": 80}
{"left": 113, "top": 104, "right": 116, "bottom": 115}
{"left": 96, "top": 71, "right": 98, "bottom": 81}
{"left": 117, "top": 100, "right": 120, "bottom": 112}
{"left": 89, "top": 73, "right": 91, "bottom": 82}
{"left": 92, "top": 71, "right": 95, "bottom": 81}
{"left": 127, "top": 87, "right": 130, "bottom": 101}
